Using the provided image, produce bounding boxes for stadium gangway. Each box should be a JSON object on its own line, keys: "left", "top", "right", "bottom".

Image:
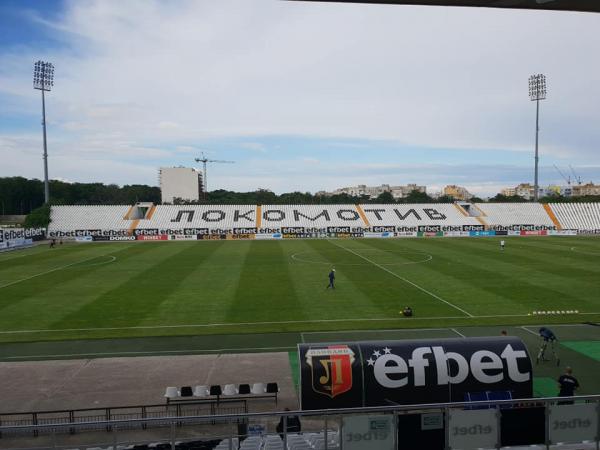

{"left": 1, "top": 395, "right": 599, "bottom": 450}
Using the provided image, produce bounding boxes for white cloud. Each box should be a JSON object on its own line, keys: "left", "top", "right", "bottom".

{"left": 0, "top": 0, "right": 599, "bottom": 195}
{"left": 239, "top": 142, "right": 267, "bottom": 153}
{"left": 157, "top": 121, "right": 182, "bottom": 130}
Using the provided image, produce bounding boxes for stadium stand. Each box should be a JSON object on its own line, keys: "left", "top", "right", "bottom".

{"left": 46, "top": 203, "right": 600, "bottom": 237}
{"left": 50, "top": 205, "right": 132, "bottom": 233}
{"left": 259, "top": 204, "right": 365, "bottom": 228}
{"left": 474, "top": 203, "right": 556, "bottom": 228}
{"left": 549, "top": 202, "right": 600, "bottom": 231}
{"left": 136, "top": 205, "right": 257, "bottom": 231}
{"left": 359, "top": 203, "right": 481, "bottom": 227}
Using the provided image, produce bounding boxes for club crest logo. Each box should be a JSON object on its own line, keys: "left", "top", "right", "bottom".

{"left": 305, "top": 345, "right": 354, "bottom": 398}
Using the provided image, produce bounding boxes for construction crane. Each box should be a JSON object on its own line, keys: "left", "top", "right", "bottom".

{"left": 194, "top": 152, "right": 235, "bottom": 198}
{"left": 569, "top": 165, "right": 582, "bottom": 185}
{"left": 553, "top": 165, "right": 571, "bottom": 185}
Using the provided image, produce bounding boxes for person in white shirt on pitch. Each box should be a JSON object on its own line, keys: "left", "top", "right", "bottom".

{"left": 500, "top": 240, "right": 505, "bottom": 250}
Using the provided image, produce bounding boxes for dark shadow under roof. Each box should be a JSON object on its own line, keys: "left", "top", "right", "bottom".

{"left": 290, "top": 0, "right": 600, "bottom": 13}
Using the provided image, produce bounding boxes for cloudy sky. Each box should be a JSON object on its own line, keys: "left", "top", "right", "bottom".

{"left": 1, "top": 0, "right": 599, "bottom": 197}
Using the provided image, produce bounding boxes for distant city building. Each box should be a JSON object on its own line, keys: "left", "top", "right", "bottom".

{"left": 572, "top": 182, "right": 600, "bottom": 197}
{"left": 543, "top": 185, "right": 574, "bottom": 197}
{"left": 499, "top": 182, "right": 592, "bottom": 200}
{"left": 501, "top": 187, "right": 517, "bottom": 197}
{"left": 499, "top": 183, "right": 537, "bottom": 200}
{"left": 390, "top": 184, "right": 426, "bottom": 199}
{"left": 159, "top": 167, "right": 203, "bottom": 204}
{"left": 443, "top": 185, "right": 472, "bottom": 201}
{"left": 325, "top": 183, "right": 426, "bottom": 199}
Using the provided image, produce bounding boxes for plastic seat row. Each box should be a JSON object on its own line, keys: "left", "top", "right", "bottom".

{"left": 216, "top": 433, "right": 339, "bottom": 450}
{"left": 358, "top": 203, "right": 481, "bottom": 226}
{"left": 549, "top": 203, "right": 600, "bottom": 230}
{"left": 165, "top": 382, "right": 279, "bottom": 403}
{"left": 49, "top": 205, "right": 132, "bottom": 232}
{"left": 475, "top": 203, "right": 555, "bottom": 227}
{"left": 139, "top": 205, "right": 257, "bottom": 230}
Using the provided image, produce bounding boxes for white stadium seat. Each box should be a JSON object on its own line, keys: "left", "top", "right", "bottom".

{"left": 47, "top": 203, "right": 599, "bottom": 235}
{"left": 474, "top": 203, "right": 555, "bottom": 227}
{"left": 549, "top": 203, "right": 600, "bottom": 231}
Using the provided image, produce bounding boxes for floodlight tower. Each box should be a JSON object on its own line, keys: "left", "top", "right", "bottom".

{"left": 528, "top": 73, "right": 547, "bottom": 202}
{"left": 33, "top": 61, "right": 55, "bottom": 204}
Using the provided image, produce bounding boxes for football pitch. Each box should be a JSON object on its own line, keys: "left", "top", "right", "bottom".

{"left": 2, "top": 236, "right": 600, "bottom": 393}
{"left": 1, "top": 236, "right": 599, "bottom": 344}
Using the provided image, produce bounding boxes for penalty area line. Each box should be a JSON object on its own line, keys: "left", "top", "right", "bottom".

{"left": 0, "top": 253, "right": 116, "bottom": 289}
{"left": 329, "top": 240, "right": 474, "bottom": 317}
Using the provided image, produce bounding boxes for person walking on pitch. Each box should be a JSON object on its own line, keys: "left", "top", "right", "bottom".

{"left": 500, "top": 240, "right": 505, "bottom": 250}
{"left": 326, "top": 268, "right": 335, "bottom": 289}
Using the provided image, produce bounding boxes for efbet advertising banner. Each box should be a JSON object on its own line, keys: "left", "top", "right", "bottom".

{"left": 298, "top": 337, "right": 532, "bottom": 410}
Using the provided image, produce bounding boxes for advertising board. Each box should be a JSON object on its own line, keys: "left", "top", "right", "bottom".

{"left": 136, "top": 235, "right": 168, "bottom": 241}
{"left": 363, "top": 232, "right": 394, "bottom": 239}
{"left": 549, "top": 403, "right": 598, "bottom": 445}
{"left": 255, "top": 233, "right": 282, "bottom": 240}
{"left": 448, "top": 409, "right": 498, "bottom": 450}
{"left": 0, "top": 227, "right": 46, "bottom": 242}
{"left": 342, "top": 415, "right": 395, "bottom": 450}
{"left": 298, "top": 338, "right": 532, "bottom": 410}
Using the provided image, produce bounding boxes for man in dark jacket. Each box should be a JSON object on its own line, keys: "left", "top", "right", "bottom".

{"left": 558, "top": 366, "right": 579, "bottom": 399}
{"left": 326, "top": 268, "right": 335, "bottom": 289}
{"left": 277, "top": 408, "right": 301, "bottom": 438}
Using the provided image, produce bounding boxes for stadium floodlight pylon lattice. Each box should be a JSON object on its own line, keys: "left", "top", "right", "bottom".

{"left": 33, "top": 60, "right": 55, "bottom": 204}
{"left": 529, "top": 73, "right": 547, "bottom": 202}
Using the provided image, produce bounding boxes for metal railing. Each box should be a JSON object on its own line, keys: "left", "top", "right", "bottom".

{"left": 0, "top": 398, "right": 247, "bottom": 437}
{"left": 0, "top": 395, "right": 599, "bottom": 450}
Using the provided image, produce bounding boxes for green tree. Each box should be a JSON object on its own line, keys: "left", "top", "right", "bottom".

{"left": 436, "top": 195, "right": 455, "bottom": 203}
{"left": 489, "top": 193, "right": 527, "bottom": 202}
{"left": 374, "top": 191, "right": 395, "bottom": 203}
{"left": 404, "top": 190, "right": 433, "bottom": 203}
{"left": 24, "top": 204, "right": 51, "bottom": 228}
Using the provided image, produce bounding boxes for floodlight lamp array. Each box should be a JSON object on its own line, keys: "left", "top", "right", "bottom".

{"left": 528, "top": 73, "right": 546, "bottom": 101}
{"left": 33, "top": 61, "right": 55, "bottom": 91}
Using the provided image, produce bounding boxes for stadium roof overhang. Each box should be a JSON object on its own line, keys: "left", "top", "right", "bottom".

{"left": 289, "top": 0, "right": 600, "bottom": 13}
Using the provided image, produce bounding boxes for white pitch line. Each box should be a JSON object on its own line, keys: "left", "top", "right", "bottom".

{"left": 82, "top": 255, "right": 116, "bottom": 267}
{"left": 0, "top": 346, "right": 297, "bottom": 360}
{"left": 451, "top": 328, "right": 466, "bottom": 338}
{"left": 0, "top": 317, "right": 467, "bottom": 334}
{"left": 0, "top": 253, "right": 115, "bottom": 289}
{"left": 329, "top": 240, "right": 474, "bottom": 317}
{"left": 302, "top": 327, "right": 452, "bottom": 336}
{"left": 1, "top": 312, "right": 595, "bottom": 335}
{"left": 520, "top": 326, "right": 539, "bottom": 337}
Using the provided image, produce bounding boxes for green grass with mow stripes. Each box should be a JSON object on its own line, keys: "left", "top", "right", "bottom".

{"left": 0, "top": 236, "right": 599, "bottom": 344}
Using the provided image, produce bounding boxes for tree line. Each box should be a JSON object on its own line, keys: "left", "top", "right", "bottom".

{"left": 1, "top": 176, "right": 599, "bottom": 216}
{"left": 0, "top": 177, "right": 160, "bottom": 215}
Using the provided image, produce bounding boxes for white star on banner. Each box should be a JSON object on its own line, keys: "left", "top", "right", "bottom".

{"left": 373, "top": 350, "right": 381, "bottom": 357}
{"left": 366, "top": 358, "right": 375, "bottom": 366}
{"left": 383, "top": 347, "right": 391, "bottom": 354}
